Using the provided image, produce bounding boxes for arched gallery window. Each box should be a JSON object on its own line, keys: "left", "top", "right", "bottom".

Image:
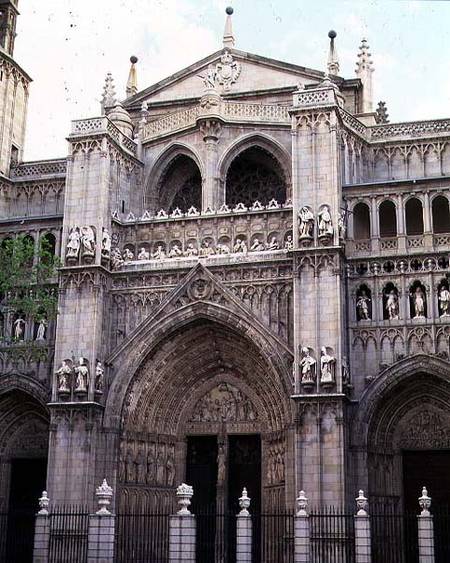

{"left": 432, "top": 196, "right": 450, "bottom": 234}
{"left": 379, "top": 200, "right": 397, "bottom": 237}
{"left": 353, "top": 203, "right": 370, "bottom": 240}
{"left": 157, "top": 155, "right": 202, "bottom": 213}
{"left": 225, "top": 146, "right": 286, "bottom": 207}
{"left": 405, "top": 198, "right": 424, "bottom": 235}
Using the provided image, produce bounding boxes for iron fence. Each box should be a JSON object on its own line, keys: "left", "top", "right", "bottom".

{"left": 371, "top": 508, "right": 418, "bottom": 563}
{"left": 258, "top": 511, "right": 295, "bottom": 563}
{"left": 310, "top": 507, "right": 355, "bottom": 563}
{"left": 433, "top": 506, "right": 450, "bottom": 563}
{"left": 0, "top": 509, "right": 36, "bottom": 563}
{"left": 115, "top": 511, "right": 171, "bottom": 563}
{"left": 48, "top": 505, "right": 89, "bottom": 563}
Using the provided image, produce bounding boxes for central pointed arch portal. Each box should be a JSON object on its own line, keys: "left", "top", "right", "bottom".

{"left": 113, "top": 305, "right": 293, "bottom": 518}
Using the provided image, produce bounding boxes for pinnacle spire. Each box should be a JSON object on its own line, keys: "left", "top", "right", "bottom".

{"left": 126, "top": 56, "right": 138, "bottom": 98}
{"left": 355, "top": 38, "right": 375, "bottom": 113}
{"left": 100, "top": 73, "right": 117, "bottom": 115}
{"left": 223, "top": 6, "right": 235, "bottom": 48}
{"left": 327, "top": 30, "right": 339, "bottom": 75}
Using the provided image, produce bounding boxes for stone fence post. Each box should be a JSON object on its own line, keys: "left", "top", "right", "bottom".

{"left": 354, "top": 490, "right": 371, "bottom": 563}
{"left": 169, "top": 483, "right": 196, "bottom": 563}
{"left": 236, "top": 487, "right": 252, "bottom": 562}
{"left": 33, "top": 491, "right": 50, "bottom": 563}
{"left": 87, "top": 479, "right": 116, "bottom": 563}
{"left": 294, "top": 490, "right": 310, "bottom": 563}
{"left": 417, "top": 487, "right": 435, "bottom": 563}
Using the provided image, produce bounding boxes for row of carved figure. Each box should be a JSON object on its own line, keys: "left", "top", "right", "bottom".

{"left": 112, "top": 235, "right": 294, "bottom": 268}
{"left": 66, "top": 226, "right": 112, "bottom": 264}
{"left": 299, "top": 204, "right": 346, "bottom": 243}
{"left": 119, "top": 442, "right": 176, "bottom": 487}
{"left": 55, "top": 357, "right": 104, "bottom": 396}
{"left": 300, "top": 347, "right": 351, "bottom": 387}
{"left": 356, "top": 281, "right": 450, "bottom": 321}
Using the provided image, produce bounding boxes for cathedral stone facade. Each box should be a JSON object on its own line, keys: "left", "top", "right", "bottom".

{"left": 2, "top": 1, "right": 450, "bottom": 527}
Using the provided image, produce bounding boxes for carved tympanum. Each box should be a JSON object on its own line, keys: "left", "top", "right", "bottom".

{"left": 189, "top": 382, "right": 257, "bottom": 423}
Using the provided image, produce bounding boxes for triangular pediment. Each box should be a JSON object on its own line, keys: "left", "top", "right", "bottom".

{"left": 124, "top": 48, "right": 328, "bottom": 109}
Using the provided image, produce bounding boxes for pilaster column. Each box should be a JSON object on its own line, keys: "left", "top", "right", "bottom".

{"left": 199, "top": 118, "right": 222, "bottom": 210}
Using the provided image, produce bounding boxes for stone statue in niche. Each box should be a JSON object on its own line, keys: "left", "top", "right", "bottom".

{"left": 101, "top": 228, "right": 111, "bottom": 259}
{"left": 156, "top": 446, "right": 165, "bottom": 485}
{"left": 66, "top": 226, "right": 80, "bottom": 261}
{"left": 136, "top": 447, "right": 146, "bottom": 484}
{"left": 299, "top": 207, "right": 314, "bottom": 239}
{"left": 318, "top": 205, "right": 333, "bottom": 238}
{"left": 250, "top": 238, "right": 265, "bottom": 251}
{"left": 439, "top": 285, "right": 450, "bottom": 317}
{"left": 168, "top": 244, "right": 183, "bottom": 258}
{"left": 137, "top": 247, "right": 150, "bottom": 260}
{"left": 80, "top": 226, "right": 95, "bottom": 262}
{"left": 111, "top": 248, "right": 124, "bottom": 270}
{"left": 386, "top": 290, "right": 399, "bottom": 320}
{"left": 284, "top": 235, "right": 294, "bottom": 251}
{"left": 13, "top": 316, "right": 25, "bottom": 340}
{"left": 122, "top": 248, "right": 134, "bottom": 262}
{"left": 217, "top": 443, "right": 226, "bottom": 485}
{"left": 411, "top": 286, "right": 425, "bottom": 318}
{"left": 356, "top": 290, "right": 371, "bottom": 320}
{"left": 189, "top": 382, "right": 257, "bottom": 423}
{"left": 199, "top": 241, "right": 215, "bottom": 256}
{"left": 74, "top": 357, "right": 89, "bottom": 394}
{"left": 166, "top": 454, "right": 176, "bottom": 487}
{"left": 266, "top": 237, "right": 279, "bottom": 250}
{"left": 300, "top": 347, "right": 316, "bottom": 385}
{"left": 35, "top": 318, "right": 47, "bottom": 341}
{"left": 184, "top": 243, "right": 198, "bottom": 257}
{"left": 146, "top": 445, "right": 156, "bottom": 485}
{"left": 125, "top": 448, "right": 135, "bottom": 483}
{"left": 94, "top": 361, "right": 104, "bottom": 394}
{"left": 153, "top": 245, "right": 166, "bottom": 260}
{"left": 320, "top": 347, "right": 335, "bottom": 386}
{"left": 338, "top": 210, "right": 347, "bottom": 239}
{"left": 56, "top": 359, "right": 72, "bottom": 394}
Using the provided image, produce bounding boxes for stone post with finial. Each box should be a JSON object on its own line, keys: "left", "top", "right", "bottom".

{"left": 354, "top": 490, "right": 371, "bottom": 563}
{"left": 87, "top": 479, "right": 116, "bottom": 563}
{"left": 236, "top": 487, "right": 252, "bottom": 562}
{"left": 294, "top": 490, "right": 310, "bottom": 563}
{"left": 33, "top": 491, "right": 51, "bottom": 563}
{"left": 126, "top": 55, "right": 138, "bottom": 98}
{"left": 223, "top": 6, "right": 235, "bottom": 48}
{"left": 169, "top": 483, "right": 196, "bottom": 563}
{"left": 417, "top": 486, "right": 435, "bottom": 563}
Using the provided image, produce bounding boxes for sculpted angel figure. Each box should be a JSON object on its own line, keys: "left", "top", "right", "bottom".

{"left": 356, "top": 290, "right": 371, "bottom": 320}
{"left": 320, "top": 347, "right": 335, "bottom": 385}
{"left": 36, "top": 318, "right": 47, "bottom": 340}
{"left": 74, "top": 357, "right": 89, "bottom": 393}
{"left": 299, "top": 206, "right": 314, "bottom": 238}
{"left": 81, "top": 226, "right": 95, "bottom": 257}
{"left": 13, "top": 317, "right": 25, "bottom": 340}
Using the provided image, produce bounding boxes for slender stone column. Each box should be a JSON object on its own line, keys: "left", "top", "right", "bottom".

{"left": 33, "top": 491, "right": 50, "bottom": 563}
{"left": 87, "top": 480, "right": 115, "bottom": 563}
{"left": 354, "top": 490, "right": 371, "bottom": 563}
{"left": 294, "top": 490, "right": 310, "bottom": 563}
{"left": 169, "top": 484, "right": 196, "bottom": 563}
{"left": 417, "top": 487, "right": 435, "bottom": 563}
{"left": 236, "top": 488, "right": 252, "bottom": 563}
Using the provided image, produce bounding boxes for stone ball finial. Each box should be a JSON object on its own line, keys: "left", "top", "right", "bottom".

{"left": 130, "top": 55, "right": 138, "bottom": 64}
{"left": 226, "top": 6, "right": 234, "bottom": 15}
{"left": 328, "top": 30, "right": 337, "bottom": 39}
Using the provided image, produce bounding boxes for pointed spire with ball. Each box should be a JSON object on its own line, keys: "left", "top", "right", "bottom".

{"left": 327, "top": 30, "right": 339, "bottom": 75}
{"left": 223, "top": 6, "right": 235, "bottom": 48}
{"left": 126, "top": 56, "right": 138, "bottom": 98}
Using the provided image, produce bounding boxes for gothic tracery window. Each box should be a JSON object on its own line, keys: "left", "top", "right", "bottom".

{"left": 225, "top": 146, "right": 286, "bottom": 207}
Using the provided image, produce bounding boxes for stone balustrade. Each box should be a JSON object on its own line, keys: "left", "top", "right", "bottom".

{"left": 70, "top": 117, "right": 137, "bottom": 156}
{"left": 10, "top": 158, "right": 67, "bottom": 180}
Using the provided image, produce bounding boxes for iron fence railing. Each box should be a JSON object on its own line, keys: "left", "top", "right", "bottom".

{"left": 115, "top": 511, "right": 171, "bottom": 563}
{"left": 433, "top": 506, "right": 450, "bottom": 563}
{"left": 48, "top": 505, "right": 89, "bottom": 563}
{"left": 310, "top": 507, "right": 355, "bottom": 563}
{"left": 370, "top": 507, "right": 418, "bottom": 563}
